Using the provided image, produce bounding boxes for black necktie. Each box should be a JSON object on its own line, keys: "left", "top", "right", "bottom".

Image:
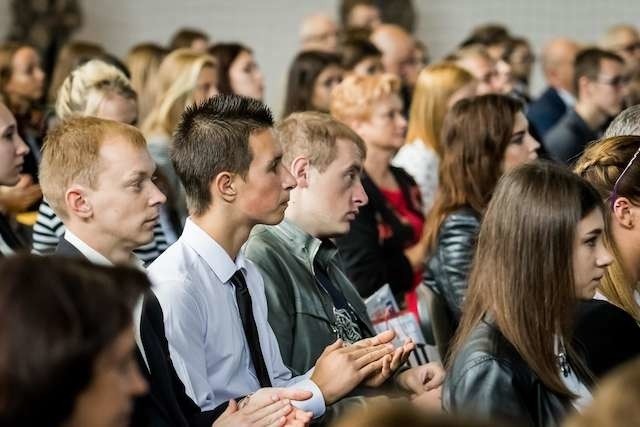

{"left": 230, "top": 270, "right": 272, "bottom": 387}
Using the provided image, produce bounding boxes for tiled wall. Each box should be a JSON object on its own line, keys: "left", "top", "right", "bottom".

{"left": 2, "top": 0, "right": 639, "bottom": 113}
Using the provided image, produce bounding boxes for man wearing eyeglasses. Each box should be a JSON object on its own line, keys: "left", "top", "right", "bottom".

{"left": 600, "top": 24, "right": 640, "bottom": 74}
{"left": 545, "top": 48, "right": 628, "bottom": 166}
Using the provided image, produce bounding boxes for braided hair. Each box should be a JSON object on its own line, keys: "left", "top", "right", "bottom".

{"left": 575, "top": 136, "right": 640, "bottom": 320}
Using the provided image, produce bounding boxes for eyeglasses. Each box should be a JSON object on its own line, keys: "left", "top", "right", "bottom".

{"left": 610, "top": 145, "right": 640, "bottom": 209}
{"left": 595, "top": 74, "right": 631, "bottom": 88}
{"left": 616, "top": 41, "right": 640, "bottom": 55}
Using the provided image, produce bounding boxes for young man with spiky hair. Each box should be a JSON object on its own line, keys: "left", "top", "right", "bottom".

{"left": 149, "top": 95, "right": 399, "bottom": 422}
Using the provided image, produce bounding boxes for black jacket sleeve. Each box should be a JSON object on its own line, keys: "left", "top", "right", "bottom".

{"left": 424, "top": 209, "right": 480, "bottom": 321}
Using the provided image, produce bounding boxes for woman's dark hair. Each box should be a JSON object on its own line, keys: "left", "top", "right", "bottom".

{"left": 0, "top": 255, "right": 150, "bottom": 426}
{"left": 282, "top": 50, "right": 341, "bottom": 117}
{"left": 208, "top": 42, "right": 252, "bottom": 95}
{"left": 449, "top": 161, "right": 601, "bottom": 397}
{"left": 339, "top": 38, "right": 381, "bottom": 70}
{"left": 424, "top": 94, "right": 523, "bottom": 251}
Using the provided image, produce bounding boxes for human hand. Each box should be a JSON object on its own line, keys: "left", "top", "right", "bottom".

{"left": 363, "top": 338, "right": 415, "bottom": 387}
{"left": 212, "top": 388, "right": 313, "bottom": 427}
{"left": 0, "top": 175, "right": 41, "bottom": 214}
{"left": 311, "top": 333, "right": 396, "bottom": 405}
{"left": 396, "top": 362, "right": 445, "bottom": 395}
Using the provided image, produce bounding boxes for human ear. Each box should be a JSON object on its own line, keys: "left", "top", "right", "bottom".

{"left": 214, "top": 171, "right": 237, "bottom": 203}
{"left": 612, "top": 197, "right": 634, "bottom": 229}
{"left": 65, "top": 185, "right": 93, "bottom": 219}
{"left": 290, "top": 156, "right": 310, "bottom": 188}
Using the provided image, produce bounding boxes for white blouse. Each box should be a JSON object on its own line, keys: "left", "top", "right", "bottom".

{"left": 392, "top": 138, "right": 439, "bottom": 214}
{"left": 554, "top": 335, "right": 592, "bottom": 411}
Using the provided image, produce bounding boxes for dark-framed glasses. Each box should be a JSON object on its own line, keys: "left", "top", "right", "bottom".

{"left": 596, "top": 74, "right": 631, "bottom": 88}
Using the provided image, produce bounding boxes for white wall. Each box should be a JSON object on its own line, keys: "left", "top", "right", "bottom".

{"left": 2, "top": 0, "right": 640, "bottom": 113}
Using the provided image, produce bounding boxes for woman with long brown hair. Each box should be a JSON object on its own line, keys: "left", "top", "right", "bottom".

{"left": 423, "top": 94, "right": 539, "bottom": 323}
{"left": 444, "top": 162, "right": 613, "bottom": 427}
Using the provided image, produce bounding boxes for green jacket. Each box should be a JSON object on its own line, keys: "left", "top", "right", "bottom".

{"left": 244, "top": 220, "right": 376, "bottom": 376}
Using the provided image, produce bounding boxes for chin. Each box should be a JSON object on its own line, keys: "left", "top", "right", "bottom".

{"left": 262, "top": 212, "right": 286, "bottom": 226}
{"left": 4, "top": 175, "right": 20, "bottom": 186}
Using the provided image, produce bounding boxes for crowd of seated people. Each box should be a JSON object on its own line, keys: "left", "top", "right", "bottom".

{"left": 1, "top": 2, "right": 640, "bottom": 426}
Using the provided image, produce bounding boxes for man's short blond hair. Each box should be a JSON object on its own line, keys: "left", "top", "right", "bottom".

{"left": 330, "top": 73, "right": 401, "bottom": 123}
{"left": 40, "top": 117, "right": 146, "bottom": 219}
{"left": 277, "top": 111, "right": 366, "bottom": 173}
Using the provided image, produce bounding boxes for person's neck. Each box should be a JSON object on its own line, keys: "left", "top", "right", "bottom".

{"left": 7, "top": 95, "right": 30, "bottom": 116}
{"left": 574, "top": 100, "right": 608, "bottom": 131}
{"left": 364, "top": 146, "right": 395, "bottom": 188}
{"left": 67, "top": 225, "right": 133, "bottom": 265}
{"left": 612, "top": 225, "right": 640, "bottom": 284}
{"left": 284, "top": 197, "right": 320, "bottom": 239}
{"left": 191, "top": 208, "right": 253, "bottom": 260}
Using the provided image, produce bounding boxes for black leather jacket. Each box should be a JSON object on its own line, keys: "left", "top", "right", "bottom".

{"left": 444, "top": 321, "right": 588, "bottom": 427}
{"left": 423, "top": 207, "right": 480, "bottom": 322}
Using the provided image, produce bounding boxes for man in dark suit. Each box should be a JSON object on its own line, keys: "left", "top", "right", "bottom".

{"left": 545, "top": 48, "right": 627, "bottom": 165}
{"left": 527, "top": 38, "right": 580, "bottom": 140}
{"left": 39, "top": 117, "right": 312, "bottom": 427}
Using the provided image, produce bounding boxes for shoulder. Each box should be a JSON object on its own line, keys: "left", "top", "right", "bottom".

{"left": 245, "top": 225, "right": 283, "bottom": 257}
{"left": 440, "top": 208, "right": 481, "bottom": 235}
{"left": 576, "top": 299, "right": 640, "bottom": 331}
{"left": 448, "top": 324, "right": 518, "bottom": 391}
{"left": 147, "top": 241, "right": 200, "bottom": 293}
{"left": 390, "top": 165, "right": 418, "bottom": 186}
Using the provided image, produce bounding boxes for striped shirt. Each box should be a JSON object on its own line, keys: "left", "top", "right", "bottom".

{"left": 32, "top": 199, "right": 169, "bottom": 265}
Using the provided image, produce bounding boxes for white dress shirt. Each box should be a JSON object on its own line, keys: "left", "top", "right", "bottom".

{"left": 63, "top": 230, "right": 149, "bottom": 371}
{"left": 148, "top": 219, "right": 326, "bottom": 417}
{"left": 392, "top": 138, "right": 439, "bottom": 213}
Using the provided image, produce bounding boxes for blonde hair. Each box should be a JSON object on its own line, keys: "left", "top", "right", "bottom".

{"left": 277, "top": 111, "right": 366, "bottom": 172}
{"left": 126, "top": 43, "right": 167, "bottom": 121}
{"left": 55, "top": 60, "right": 136, "bottom": 121}
{"left": 574, "top": 135, "right": 640, "bottom": 321}
{"left": 330, "top": 73, "right": 401, "bottom": 123}
{"left": 406, "top": 63, "right": 474, "bottom": 157}
{"left": 40, "top": 117, "right": 146, "bottom": 219}
{"left": 141, "top": 48, "right": 217, "bottom": 138}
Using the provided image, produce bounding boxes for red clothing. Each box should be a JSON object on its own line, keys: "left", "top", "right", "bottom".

{"left": 379, "top": 187, "right": 424, "bottom": 316}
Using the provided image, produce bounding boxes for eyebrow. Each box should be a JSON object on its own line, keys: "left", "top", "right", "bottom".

{"left": 584, "top": 228, "right": 603, "bottom": 238}
{"left": 124, "top": 170, "right": 149, "bottom": 183}
{"left": 1, "top": 124, "right": 16, "bottom": 136}
{"left": 343, "top": 162, "right": 364, "bottom": 173}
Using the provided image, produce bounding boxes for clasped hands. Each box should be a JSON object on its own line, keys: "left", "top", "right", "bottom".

{"left": 310, "top": 330, "right": 444, "bottom": 407}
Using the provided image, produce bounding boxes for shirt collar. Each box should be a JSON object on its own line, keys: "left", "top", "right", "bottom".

{"left": 64, "top": 229, "right": 113, "bottom": 266}
{"left": 64, "top": 229, "right": 146, "bottom": 270}
{"left": 273, "top": 219, "right": 338, "bottom": 272}
{"left": 557, "top": 88, "right": 576, "bottom": 108}
{"left": 181, "top": 218, "right": 250, "bottom": 283}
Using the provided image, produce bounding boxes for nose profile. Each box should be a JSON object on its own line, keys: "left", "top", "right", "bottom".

{"left": 354, "top": 181, "right": 369, "bottom": 207}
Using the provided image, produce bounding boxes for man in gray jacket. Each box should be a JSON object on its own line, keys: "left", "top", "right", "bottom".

{"left": 244, "top": 112, "right": 444, "bottom": 410}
